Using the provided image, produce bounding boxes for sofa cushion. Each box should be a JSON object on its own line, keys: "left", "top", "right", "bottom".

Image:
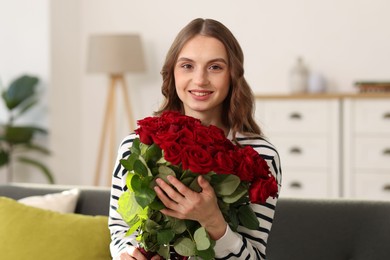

{"left": 18, "top": 188, "right": 80, "bottom": 213}
{"left": 0, "top": 196, "right": 111, "bottom": 260}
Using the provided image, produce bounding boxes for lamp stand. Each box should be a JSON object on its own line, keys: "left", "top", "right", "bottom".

{"left": 94, "top": 74, "right": 135, "bottom": 186}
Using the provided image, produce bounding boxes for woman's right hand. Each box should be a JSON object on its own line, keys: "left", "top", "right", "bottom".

{"left": 113, "top": 246, "right": 162, "bottom": 260}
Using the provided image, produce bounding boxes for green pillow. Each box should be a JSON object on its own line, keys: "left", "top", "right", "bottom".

{"left": 0, "top": 196, "right": 111, "bottom": 260}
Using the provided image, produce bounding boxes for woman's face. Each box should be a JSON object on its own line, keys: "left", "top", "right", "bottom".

{"left": 174, "top": 35, "right": 230, "bottom": 120}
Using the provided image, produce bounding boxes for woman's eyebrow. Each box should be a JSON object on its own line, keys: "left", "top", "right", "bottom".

{"left": 177, "top": 57, "right": 228, "bottom": 64}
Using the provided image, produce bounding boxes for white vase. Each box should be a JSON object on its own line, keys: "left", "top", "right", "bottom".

{"left": 289, "top": 57, "right": 308, "bottom": 93}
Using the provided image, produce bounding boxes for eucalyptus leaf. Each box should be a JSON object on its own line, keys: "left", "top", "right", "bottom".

{"left": 238, "top": 204, "right": 259, "bottom": 230}
{"left": 196, "top": 245, "right": 216, "bottom": 260}
{"left": 222, "top": 183, "right": 248, "bottom": 204}
{"left": 145, "top": 219, "right": 161, "bottom": 233}
{"left": 211, "top": 174, "right": 240, "bottom": 196}
{"left": 168, "top": 216, "right": 187, "bottom": 234}
{"left": 157, "top": 229, "right": 175, "bottom": 244}
{"left": 157, "top": 245, "right": 170, "bottom": 259}
{"left": 194, "top": 227, "right": 211, "bottom": 251}
{"left": 173, "top": 237, "right": 196, "bottom": 257}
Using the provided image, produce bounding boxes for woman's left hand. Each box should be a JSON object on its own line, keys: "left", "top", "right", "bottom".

{"left": 154, "top": 175, "right": 227, "bottom": 240}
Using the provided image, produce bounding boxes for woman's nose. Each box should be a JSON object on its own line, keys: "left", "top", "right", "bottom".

{"left": 193, "top": 69, "right": 209, "bottom": 86}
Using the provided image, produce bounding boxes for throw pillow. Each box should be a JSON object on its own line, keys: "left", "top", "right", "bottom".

{"left": 0, "top": 196, "right": 111, "bottom": 260}
{"left": 18, "top": 188, "right": 80, "bottom": 213}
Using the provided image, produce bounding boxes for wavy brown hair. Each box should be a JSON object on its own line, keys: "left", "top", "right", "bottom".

{"left": 155, "top": 18, "right": 262, "bottom": 142}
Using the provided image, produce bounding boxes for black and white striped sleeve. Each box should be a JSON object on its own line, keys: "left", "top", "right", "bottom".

{"left": 108, "top": 133, "right": 138, "bottom": 258}
{"left": 213, "top": 135, "right": 282, "bottom": 260}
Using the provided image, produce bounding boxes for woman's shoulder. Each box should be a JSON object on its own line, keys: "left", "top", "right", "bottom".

{"left": 235, "top": 132, "right": 279, "bottom": 157}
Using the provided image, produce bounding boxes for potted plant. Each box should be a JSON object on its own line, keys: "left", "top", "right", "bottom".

{"left": 0, "top": 74, "right": 54, "bottom": 183}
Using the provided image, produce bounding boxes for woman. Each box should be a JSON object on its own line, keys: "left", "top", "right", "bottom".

{"left": 109, "top": 18, "right": 281, "bottom": 260}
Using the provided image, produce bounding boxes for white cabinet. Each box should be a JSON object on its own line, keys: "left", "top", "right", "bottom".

{"left": 255, "top": 97, "right": 341, "bottom": 198}
{"left": 343, "top": 97, "right": 390, "bottom": 200}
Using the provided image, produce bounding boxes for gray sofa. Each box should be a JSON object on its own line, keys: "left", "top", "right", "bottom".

{"left": 1, "top": 183, "right": 390, "bottom": 260}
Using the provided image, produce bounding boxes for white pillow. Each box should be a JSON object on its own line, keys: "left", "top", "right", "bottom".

{"left": 18, "top": 189, "right": 80, "bottom": 213}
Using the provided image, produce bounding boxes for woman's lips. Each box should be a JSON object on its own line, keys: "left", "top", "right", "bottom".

{"left": 189, "top": 90, "right": 213, "bottom": 97}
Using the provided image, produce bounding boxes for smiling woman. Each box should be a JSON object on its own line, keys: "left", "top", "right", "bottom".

{"left": 174, "top": 35, "right": 231, "bottom": 131}
{"left": 109, "top": 18, "right": 282, "bottom": 260}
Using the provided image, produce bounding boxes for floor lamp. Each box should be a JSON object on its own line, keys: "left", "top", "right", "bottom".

{"left": 87, "top": 34, "right": 146, "bottom": 186}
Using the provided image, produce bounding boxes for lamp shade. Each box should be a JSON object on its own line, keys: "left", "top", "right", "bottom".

{"left": 87, "top": 34, "right": 146, "bottom": 74}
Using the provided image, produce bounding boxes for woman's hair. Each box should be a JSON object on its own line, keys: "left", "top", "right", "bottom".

{"left": 155, "top": 18, "right": 262, "bottom": 141}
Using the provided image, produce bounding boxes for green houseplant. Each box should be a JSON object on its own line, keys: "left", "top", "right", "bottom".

{"left": 0, "top": 74, "right": 54, "bottom": 183}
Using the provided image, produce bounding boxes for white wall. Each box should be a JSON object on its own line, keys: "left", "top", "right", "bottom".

{"left": 0, "top": 0, "right": 50, "bottom": 184}
{"left": 4, "top": 0, "right": 390, "bottom": 185}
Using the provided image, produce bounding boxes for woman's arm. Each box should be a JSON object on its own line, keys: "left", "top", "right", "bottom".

{"left": 108, "top": 134, "right": 138, "bottom": 257}
{"left": 213, "top": 137, "right": 282, "bottom": 259}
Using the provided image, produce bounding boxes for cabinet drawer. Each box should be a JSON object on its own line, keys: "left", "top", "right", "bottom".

{"left": 280, "top": 171, "right": 329, "bottom": 198}
{"left": 353, "top": 137, "right": 390, "bottom": 169}
{"left": 353, "top": 99, "right": 390, "bottom": 134}
{"left": 256, "top": 100, "right": 333, "bottom": 134}
{"left": 272, "top": 137, "right": 330, "bottom": 168}
{"left": 353, "top": 172, "right": 390, "bottom": 200}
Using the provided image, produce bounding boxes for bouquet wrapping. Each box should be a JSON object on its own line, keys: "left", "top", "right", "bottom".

{"left": 118, "top": 111, "right": 278, "bottom": 259}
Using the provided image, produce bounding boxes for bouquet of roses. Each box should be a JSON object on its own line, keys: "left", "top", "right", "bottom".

{"left": 117, "top": 111, "right": 278, "bottom": 260}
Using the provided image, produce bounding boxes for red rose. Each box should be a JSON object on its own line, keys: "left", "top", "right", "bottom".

{"left": 181, "top": 145, "right": 214, "bottom": 174}
{"left": 249, "top": 176, "right": 278, "bottom": 204}
{"left": 213, "top": 151, "right": 235, "bottom": 174}
{"left": 193, "top": 126, "right": 214, "bottom": 147}
{"left": 234, "top": 147, "right": 258, "bottom": 181}
{"left": 160, "top": 141, "right": 182, "bottom": 165}
{"left": 135, "top": 116, "right": 160, "bottom": 145}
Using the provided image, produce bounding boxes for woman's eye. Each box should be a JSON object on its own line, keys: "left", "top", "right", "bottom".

{"left": 181, "top": 64, "right": 193, "bottom": 69}
{"left": 209, "top": 65, "right": 222, "bottom": 70}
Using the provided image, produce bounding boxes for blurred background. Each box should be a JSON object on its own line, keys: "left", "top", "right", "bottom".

{"left": 0, "top": 0, "right": 389, "bottom": 192}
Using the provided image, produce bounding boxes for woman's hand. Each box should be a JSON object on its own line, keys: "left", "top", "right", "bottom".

{"left": 154, "top": 175, "right": 227, "bottom": 240}
{"left": 113, "top": 246, "right": 162, "bottom": 260}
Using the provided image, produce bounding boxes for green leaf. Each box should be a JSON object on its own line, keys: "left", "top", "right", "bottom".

{"left": 173, "top": 237, "right": 196, "bottom": 257}
{"left": 144, "top": 143, "right": 162, "bottom": 162}
{"left": 238, "top": 204, "right": 259, "bottom": 230}
{"left": 130, "top": 138, "right": 141, "bottom": 155}
{"left": 194, "top": 227, "right": 211, "bottom": 251}
{"left": 167, "top": 216, "right": 187, "bottom": 234}
{"left": 196, "top": 244, "right": 216, "bottom": 260}
{"left": 157, "top": 245, "right": 170, "bottom": 260}
{"left": 117, "top": 191, "right": 144, "bottom": 223}
{"left": 17, "top": 156, "right": 54, "bottom": 184}
{"left": 149, "top": 199, "right": 165, "bottom": 211}
{"left": 227, "top": 207, "right": 239, "bottom": 232}
{"left": 120, "top": 153, "right": 138, "bottom": 171}
{"left": 20, "top": 143, "right": 51, "bottom": 155}
{"left": 145, "top": 219, "right": 161, "bottom": 233}
{"left": 222, "top": 183, "right": 248, "bottom": 204}
{"left": 5, "top": 126, "right": 34, "bottom": 144}
{"left": 132, "top": 177, "right": 156, "bottom": 208}
{"left": 0, "top": 149, "right": 10, "bottom": 167}
{"left": 157, "top": 229, "right": 175, "bottom": 245}
{"left": 133, "top": 159, "right": 148, "bottom": 177}
{"left": 211, "top": 174, "right": 240, "bottom": 196}
{"left": 2, "top": 75, "right": 39, "bottom": 110}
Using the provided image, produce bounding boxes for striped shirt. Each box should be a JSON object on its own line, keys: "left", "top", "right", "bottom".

{"left": 109, "top": 131, "right": 282, "bottom": 259}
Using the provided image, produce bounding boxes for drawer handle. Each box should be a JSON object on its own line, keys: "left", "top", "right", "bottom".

{"left": 383, "top": 149, "right": 390, "bottom": 156}
{"left": 383, "top": 185, "right": 390, "bottom": 191}
{"left": 289, "top": 112, "right": 302, "bottom": 120}
{"left": 383, "top": 113, "right": 390, "bottom": 119}
{"left": 290, "top": 147, "right": 302, "bottom": 154}
{"left": 290, "top": 181, "right": 302, "bottom": 189}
